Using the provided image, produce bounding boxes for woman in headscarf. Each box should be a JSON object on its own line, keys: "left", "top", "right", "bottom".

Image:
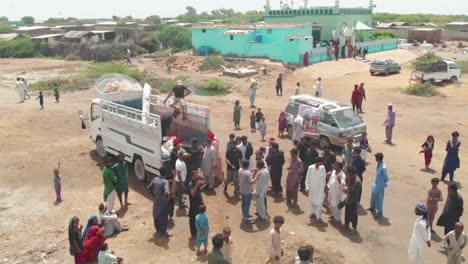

{"left": 420, "top": 135, "right": 435, "bottom": 169}
{"left": 68, "top": 216, "right": 85, "bottom": 264}
{"left": 82, "top": 216, "right": 98, "bottom": 240}
{"left": 208, "top": 131, "right": 224, "bottom": 184}
{"left": 82, "top": 226, "right": 107, "bottom": 262}
{"left": 278, "top": 112, "right": 287, "bottom": 138}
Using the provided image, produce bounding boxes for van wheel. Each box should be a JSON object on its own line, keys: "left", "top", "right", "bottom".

{"left": 287, "top": 125, "right": 293, "bottom": 139}
{"left": 370, "top": 72, "right": 374, "bottom": 76}
{"left": 385, "top": 70, "right": 390, "bottom": 76}
{"left": 319, "top": 136, "right": 331, "bottom": 149}
{"left": 450, "top": 76, "right": 458, "bottom": 83}
{"left": 133, "top": 157, "right": 146, "bottom": 182}
{"left": 96, "top": 138, "right": 107, "bottom": 158}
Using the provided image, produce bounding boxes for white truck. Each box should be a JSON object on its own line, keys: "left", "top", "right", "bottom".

{"left": 411, "top": 60, "right": 461, "bottom": 84}
{"left": 90, "top": 74, "right": 211, "bottom": 181}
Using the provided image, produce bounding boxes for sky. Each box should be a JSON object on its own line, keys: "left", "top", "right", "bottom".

{"left": 3, "top": 0, "right": 468, "bottom": 21}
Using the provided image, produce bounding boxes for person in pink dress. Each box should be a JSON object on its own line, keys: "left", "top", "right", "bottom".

{"left": 208, "top": 131, "right": 224, "bottom": 184}
{"left": 278, "top": 112, "right": 287, "bottom": 138}
{"left": 420, "top": 135, "right": 435, "bottom": 169}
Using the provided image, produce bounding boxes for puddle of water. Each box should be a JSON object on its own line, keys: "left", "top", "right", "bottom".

{"left": 189, "top": 86, "right": 230, "bottom": 96}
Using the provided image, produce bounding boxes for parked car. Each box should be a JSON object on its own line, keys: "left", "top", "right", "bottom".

{"left": 284, "top": 95, "right": 367, "bottom": 149}
{"left": 411, "top": 60, "right": 461, "bottom": 84}
{"left": 370, "top": 59, "right": 401, "bottom": 76}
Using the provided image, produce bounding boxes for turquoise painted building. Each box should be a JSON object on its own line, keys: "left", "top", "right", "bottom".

{"left": 192, "top": 24, "right": 313, "bottom": 64}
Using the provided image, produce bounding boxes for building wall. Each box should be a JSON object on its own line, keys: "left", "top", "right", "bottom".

{"left": 408, "top": 29, "right": 441, "bottom": 43}
{"left": 192, "top": 24, "right": 313, "bottom": 64}
{"left": 441, "top": 31, "right": 468, "bottom": 41}
{"left": 264, "top": 7, "right": 372, "bottom": 41}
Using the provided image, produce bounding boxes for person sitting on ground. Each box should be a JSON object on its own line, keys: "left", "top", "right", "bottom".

{"left": 97, "top": 203, "right": 129, "bottom": 237}
{"left": 98, "top": 242, "right": 123, "bottom": 264}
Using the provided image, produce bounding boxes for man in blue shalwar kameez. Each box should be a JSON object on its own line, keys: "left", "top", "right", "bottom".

{"left": 369, "top": 152, "right": 389, "bottom": 216}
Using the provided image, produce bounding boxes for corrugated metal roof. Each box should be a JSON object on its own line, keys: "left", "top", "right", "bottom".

{"left": 64, "top": 31, "right": 94, "bottom": 39}
{"left": 31, "top": 33, "right": 64, "bottom": 39}
{"left": 0, "top": 33, "right": 20, "bottom": 41}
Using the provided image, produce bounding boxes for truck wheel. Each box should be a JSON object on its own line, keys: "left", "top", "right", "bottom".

{"left": 319, "top": 136, "right": 331, "bottom": 149}
{"left": 133, "top": 157, "right": 146, "bottom": 182}
{"left": 287, "top": 125, "right": 293, "bottom": 139}
{"left": 430, "top": 79, "right": 436, "bottom": 86}
{"left": 450, "top": 76, "right": 458, "bottom": 84}
{"left": 385, "top": 70, "right": 390, "bottom": 76}
{"left": 96, "top": 138, "right": 107, "bottom": 158}
{"left": 370, "top": 72, "right": 374, "bottom": 76}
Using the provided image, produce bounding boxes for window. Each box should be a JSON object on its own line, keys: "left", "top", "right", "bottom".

{"left": 202, "top": 29, "right": 206, "bottom": 33}
{"left": 230, "top": 35, "right": 234, "bottom": 40}
{"left": 286, "top": 103, "right": 299, "bottom": 116}
{"left": 320, "top": 111, "right": 337, "bottom": 127}
{"left": 333, "top": 109, "right": 362, "bottom": 128}
{"left": 449, "top": 64, "right": 459, "bottom": 70}
{"left": 91, "top": 103, "right": 101, "bottom": 121}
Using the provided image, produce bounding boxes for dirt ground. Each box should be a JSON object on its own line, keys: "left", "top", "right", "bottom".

{"left": 0, "top": 49, "right": 467, "bottom": 264}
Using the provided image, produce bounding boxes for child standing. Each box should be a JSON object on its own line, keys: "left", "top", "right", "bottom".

{"left": 36, "top": 91, "right": 44, "bottom": 109}
{"left": 426, "top": 178, "right": 443, "bottom": 232}
{"left": 266, "top": 215, "right": 284, "bottom": 264}
{"left": 221, "top": 227, "right": 233, "bottom": 263}
{"left": 250, "top": 111, "right": 256, "bottom": 132}
{"left": 420, "top": 135, "right": 434, "bottom": 169}
{"left": 258, "top": 117, "right": 267, "bottom": 142}
{"left": 54, "top": 83, "right": 60, "bottom": 103}
{"left": 195, "top": 204, "right": 209, "bottom": 256}
{"left": 233, "top": 100, "right": 242, "bottom": 130}
{"left": 255, "top": 108, "right": 264, "bottom": 126}
{"left": 53, "top": 165, "right": 62, "bottom": 202}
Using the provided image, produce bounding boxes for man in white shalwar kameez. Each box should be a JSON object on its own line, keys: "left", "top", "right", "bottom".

{"left": 15, "top": 77, "right": 25, "bottom": 103}
{"left": 305, "top": 157, "right": 326, "bottom": 222}
{"left": 443, "top": 222, "right": 467, "bottom": 264}
{"left": 293, "top": 114, "right": 304, "bottom": 142}
{"left": 328, "top": 162, "right": 346, "bottom": 222}
{"left": 201, "top": 138, "right": 217, "bottom": 189}
{"left": 408, "top": 203, "right": 431, "bottom": 264}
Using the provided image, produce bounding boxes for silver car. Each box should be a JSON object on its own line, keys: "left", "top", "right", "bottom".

{"left": 285, "top": 95, "right": 367, "bottom": 148}
{"left": 370, "top": 59, "right": 401, "bottom": 76}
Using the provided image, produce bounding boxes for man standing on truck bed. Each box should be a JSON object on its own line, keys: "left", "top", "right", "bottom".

{"left": 161, "top": 109, "right": 181, "bottom": 138}
{"left": 164, "top": 80, "right": 192, "bottom": 115}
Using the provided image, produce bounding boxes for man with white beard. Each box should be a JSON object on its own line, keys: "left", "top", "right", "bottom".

{"left": 305, "top": 157, "right": 326, "bottom": 222}
{"left": 327, "top": 162, "right": 346, "bottom": 222}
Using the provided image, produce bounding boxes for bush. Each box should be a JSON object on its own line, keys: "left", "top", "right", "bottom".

{"left": 0, "top": 38, "right": 36, "bottom": 58}
{"left": 197, "top": 79, "right": 231, "bottom": 91}
{"left": 150, "top": 75, "right": 190, "bottom": 93}
{"left": 29, "top": 76, "right": 92, "bottom": 92}
{"left": 412, "top": 52, "right": 443, "bottom": 68}
{"left": 82, "top": 63, "right": 145, "bottom": 81}
{"left": 158, "top": 26, "right": 192, "bottom": 53}
{"left": 0, "top": 24, "right": 14, "bottom": 33}
{"left": 457, "top": 61, "right": 468, "bottom": 74}
{"left": 370, "top": 31, "right": 396, "bottom": 40}
{"left": 65, "top": 54, "right": 81, "bottom": 61}
{"left": 401, "top": 83, "right": 438, "bottom": 97}
{"left": 138, "top": 32, "right": 160, "bottom": 53}
{"left": 153, "top": 50, "right": 172, "bottom": 57}
{"left": 199, "top": 56, "right": 225, "bottom": 71}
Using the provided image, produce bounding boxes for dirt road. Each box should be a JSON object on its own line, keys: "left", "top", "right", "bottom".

{"left": 0, "top": 51, "right": 466, "bottom": 264}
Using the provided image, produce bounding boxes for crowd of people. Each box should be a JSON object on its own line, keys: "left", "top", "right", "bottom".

{"left": 15, "top": 74, "right": 60, "bottom": 108}
{"left": 62, "top": 73, "right": 463, "bottom": 264}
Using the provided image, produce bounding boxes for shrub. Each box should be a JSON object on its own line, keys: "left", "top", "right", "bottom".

{"left": 199, "top": 56, "right": 225, "bottom": 71}
{"left": 82, "top": 63, "right": 145, "bottom": 81}
{"left": 197, "top": 79, "right": 231, "bottom": 91}
{"left": 65, "top": 54, "right": 81, "bottom": 61}
{"left": 29, "top": 76, "right": 92, "bottom": 92}
{"left": 412, "top": 52, "right": 443, "bottom": 68}
{"left": 456, "top": 61, "right": 468, "bottom": 74}
{"left": 401, "top": 83, "right": 438, "bottom": 97}
{"left": 138, "top": 32, "right": 160, "bottom": 53}
{"left": 370, "top": 31, "right": 396, "bottom": 40}
{"left": 0, "top": 38, "right": 36, "bottom": 58}
{"left": 153, "top": 50, "right": 172, "bottom": 57}
{"left": 0, "top": 24, "right": 14, "bottom": 33}
{"left": 158, "top": 26, "right": 192, "bottom": 53}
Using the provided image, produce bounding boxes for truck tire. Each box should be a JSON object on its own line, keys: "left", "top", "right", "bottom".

{"left": 430, "top": 79, "right": 436, "bottom": 86}
{"left": 287, "top": 125, "right": 293, "bottom": 139}
{"left": 133, "top": 157, "right": 146, "bottom": 182}
{"left": 96, "top": 138, "right": 107, "bottom": 158}
{"left": 450, "top": 76, "right": 458, "bottom": 84}
{"left": 319, "top": 136, "right": 331, "bottom": 149}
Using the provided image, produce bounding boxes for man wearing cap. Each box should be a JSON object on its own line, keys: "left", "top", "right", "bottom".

{"left": 408, "top": 203, "right": 431, "bottom": 264}
{"left": 113, "top": 153, "right": 129, "bottom": 209}
{"left": 305, "top": 157, "right": 326, "bottom": 222}
{"left": 384, "top": 103, "right": 396, "bottom": 144}
{"left": 369, "top": 152, "right": 389, "bottom": 216}
{"left": 103, "top": 156, "right": 118, "bottom": 212}
{"left": 437, "top": 183, "right": 464, "bottom": 235}
{"left": 97, "top": 203, "right": 129, "bottom": 237}
{"left": 164, "top": 80, "right": 192, "bottom": 112}
{"left": 175, "top": 150, "right": 189, "bottom": 209}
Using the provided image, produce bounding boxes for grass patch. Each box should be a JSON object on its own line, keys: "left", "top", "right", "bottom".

{"left": 29, "top": 76, "right": 93, "bottom": 92}
{"left": 199, "top": 56, "right": 225, "bottom": 71}
{"left": 401, "top": 83, "right": 438, "bottom": 97}
{"left": 150, "top": 75, "right": 190, "bottom": 94}
{"left": 82, "top": 63, "right": 145, "bottom": 81}
{"left": 154, "top": 50, "right": 172, "bottom": 57}
{"left": 457, "top": 61, "right": 468, "bottom": 74}
{"left": 197, "top": 79, "right": 231, "bottom": 92}
{"left": 412, "top": 52, "right": 443, "bottom": 68}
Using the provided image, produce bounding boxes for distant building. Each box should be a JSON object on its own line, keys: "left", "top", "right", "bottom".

{"left": 15, "top": 26, "right": 51, "bottom": 36}
{"left": 161, "top": 19, "right": 180, "bottom": 25}
{"left": 445, "top": 22, "right": 468, "bottom": 32}
{"left": 0, "top": 33, "right": 23, "bottom": 41}
{"left": 91, "top": 30, "right": 116, "bottom": 41}
{"left": 408, "top": 28, "right": 441, "bottom": 43}
{"left": 64, "top": 31, "right": 96, "bottom": 43}
{"left": 192, "top": 23, "right": 313, "bottom": 64}
{"left": 31, "top": 33, "right": 64, "bottom": 44}
{"left": 442, "top": 22, "right": 468, "bottom": 41}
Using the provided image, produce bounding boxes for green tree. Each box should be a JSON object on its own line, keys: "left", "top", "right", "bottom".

{"left": 158, "top": 26, "right": 192, "bottom": 53}
{"left": 47, "top": 18, "right": 68, "bottom": 24}
{"left": 138, "top": 32, "right": 160, "bottom": 53}
{"left": 21, "top": 16, "right": 35, "bottom": 24}
{"left": 0, "top": 16, "right": 8, "bottom": 23}
{"left": 186, "top": 6, "right": 197, "bottom": 16}
{"left": 146, "top": 15, "right": 161, "bottom": 25}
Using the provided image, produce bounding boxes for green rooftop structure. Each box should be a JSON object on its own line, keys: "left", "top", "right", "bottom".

{"left": 264, "top": 0, "right": 374, "bottom": 44}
